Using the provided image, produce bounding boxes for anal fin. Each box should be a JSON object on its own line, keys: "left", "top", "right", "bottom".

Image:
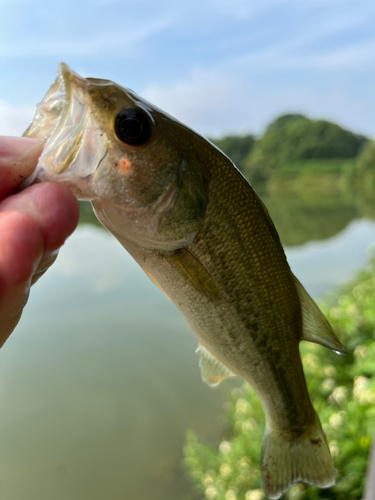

{"left": 292, "top": 275, "right": 347, "bottom": 355}
{"left": 196, "top": 344, "right": 236, "bottom": 386}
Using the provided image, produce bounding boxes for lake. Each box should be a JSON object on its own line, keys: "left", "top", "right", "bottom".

{"left": 1, "top": 200, "right": 375, "bottom": 500}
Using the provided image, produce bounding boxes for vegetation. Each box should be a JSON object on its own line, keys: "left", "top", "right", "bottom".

{"left": 210, "top": 135, "right": 255, "bottom": 173}
{"left": 184, "top": 255, "right": 375, "bottom": 499}
{"left": 352, "top": 141, "right": 375, "bottom": 198}
{"left": 242, "top": 115, "right": 367, "bottom": 185}
{"left": 208, "top": 114, "right": 369, "bottom": 191}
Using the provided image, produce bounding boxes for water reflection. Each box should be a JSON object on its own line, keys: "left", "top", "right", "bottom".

{"left": 79, "top": 186, "right": 374, "bottom": 249}
{"left": 286, "top": 219, "right": 375, "bottom": 298}
{"left": 0, "top": 228, "right": 225, "bottom": 500}
{"left": 263, "top": 193, "right": 358, "bottom": 247}
{"left": 1, "top": 200, "right": 375, "bottom": 499}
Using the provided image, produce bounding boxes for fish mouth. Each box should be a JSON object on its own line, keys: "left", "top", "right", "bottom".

{"left": 23, "top": 63, "right": 108, "bottom": 199}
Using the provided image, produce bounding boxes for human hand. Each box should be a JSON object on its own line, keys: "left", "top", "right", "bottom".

{"left": 0, "top": 136, "right": 79, "bottom": 347}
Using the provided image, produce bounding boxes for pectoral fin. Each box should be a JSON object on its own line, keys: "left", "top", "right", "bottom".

{"left": 293, "top": 275, "right": 347, "bottom": 355}
{"left": 166, "top": 248, "right": 219, "bottom": 299}
{"left": 197, "top": 344, "right": 236, "bottom": 386}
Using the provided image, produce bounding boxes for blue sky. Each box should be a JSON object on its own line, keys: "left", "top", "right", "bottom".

{"left": 1, "top": 0, "right": 375, "bottom": 138}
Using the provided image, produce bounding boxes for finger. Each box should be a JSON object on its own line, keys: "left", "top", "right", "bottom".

{"left": 0, "top": 183, "right": 79, "bottom": 346}
{"left": 0, "top": 211, "right": 43, "bottom": 286}
{"left": 0, "top": 181, "right": 79, "bottom": 251}
{"left": 31, "top": 249, "right": 59, "bottom": 286}
{"left": 0, "top": 182, "right": 79, "bottom": 287}
{"left": 0, "top": 211, "right": 44, "bottom": 346}
{"left": 0, "top": 136, "right": 43, "bottom": 200}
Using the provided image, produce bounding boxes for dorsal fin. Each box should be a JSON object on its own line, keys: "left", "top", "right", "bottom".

{"left": 292, "top": 275, "right": 347, "bottom": 355}
{"left": 196, "top": 344, "right": 236, "bottom": 386}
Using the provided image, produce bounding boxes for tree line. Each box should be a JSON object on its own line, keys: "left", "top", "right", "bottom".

{"left": 210, "top": 114, "right": 372, "bottom": 186}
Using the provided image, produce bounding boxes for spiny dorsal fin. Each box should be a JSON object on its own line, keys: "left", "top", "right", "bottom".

{"left": 196, "top": 344, "right": 236, "bottom": 386}
{"left": 292, "top": 275, "right": 347, "bottom": 355}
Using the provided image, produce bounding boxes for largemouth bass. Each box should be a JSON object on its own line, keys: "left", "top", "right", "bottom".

{"left": 23, "top": 63, "right": 346, "bottom": 499}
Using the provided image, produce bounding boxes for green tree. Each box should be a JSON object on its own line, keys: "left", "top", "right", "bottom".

{"left": 210, "top": 135, "right": 255, "bottom": 172}
{"left": 243, "top": 115, "right": 367, "bottom": 184}
{"left": 352, "top": 141, "right": 375, "bottom": 199}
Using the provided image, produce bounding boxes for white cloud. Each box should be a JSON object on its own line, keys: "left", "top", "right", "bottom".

{"left": 274, "top": 40, "right": 375, "bottom": 71}
{"left": 230, "top": 7, "right": 375, "bottom": 73}
{"left": 220, "top": 0, "right": 375, "bottom": 74}
{"left": 204, "top": 0, "right": 314, "bottom": 20}
{"left": 142, "top": 69, "right": 254, "bottom": 137}
{"left": 141, "top": 68, "right": 375, "bottom": 137}
{"left": 0, "top": 16, "right": 173, "bottom": 58}
{"left": 0, "top": 101, "right": 35, "bottom": 136}
{"left": 240, "top": 38, "right": 375, "bottom": 72}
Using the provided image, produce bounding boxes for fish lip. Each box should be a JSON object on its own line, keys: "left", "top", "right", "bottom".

{"left": 23, "top": 63, "right": 68, "bottom": 144}
{"left": 22, "top": 63, "right": 108, "bottom": 198}
{"left": 52, "top": 62, "right": 72, "bottom": 166}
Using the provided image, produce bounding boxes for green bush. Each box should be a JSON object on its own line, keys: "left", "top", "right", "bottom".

{"left": 184, "top": 256, "right": 375, "bottom": 500}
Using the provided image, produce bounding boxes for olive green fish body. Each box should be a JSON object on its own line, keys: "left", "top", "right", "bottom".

{"left": 109, "top": 145, "right": 314, "bottom": 431}
{"left": 92, "top": 144, "right": 333, "bottom": 499}
{"left": 24, "top": 64, "right": 346, "bottom": 499}
{"left": 185, "top": 152, "right": 314, "bottom": 427}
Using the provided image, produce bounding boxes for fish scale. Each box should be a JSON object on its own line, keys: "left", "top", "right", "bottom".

{"left": 186, "top": 152, "right": 311, "bottom": 418}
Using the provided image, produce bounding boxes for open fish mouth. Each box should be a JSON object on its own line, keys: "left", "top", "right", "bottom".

{"left": 23, "top": 63, "right": 108, "bottom": 199}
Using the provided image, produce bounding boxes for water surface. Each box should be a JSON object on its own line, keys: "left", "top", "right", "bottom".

{"left": 1, "top": 216, "right": 375, "bottom": 500}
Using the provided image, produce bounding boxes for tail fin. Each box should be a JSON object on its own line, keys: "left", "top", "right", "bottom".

{"left": 260, "top": 418, "right": 335, "bottom": 499}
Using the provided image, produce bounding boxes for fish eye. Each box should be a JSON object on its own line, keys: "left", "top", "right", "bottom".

{"left": 114, "top": 107, "right": 153, "bottom": 146}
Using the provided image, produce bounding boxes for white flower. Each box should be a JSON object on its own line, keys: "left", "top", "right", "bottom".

{"left": 226, "top": 489, "right": 237, "bottom": 500}
{"left": 205, "top": 485, "right": 218, "bottom": 499}
{"left": 245, "top": 489, "right": 265, "bottom": 500}
{"left": 219, "top": 441, "right": 232, "bottom": 454}
{"left": 220, "top": 464, "right": 233, "bottom": 478}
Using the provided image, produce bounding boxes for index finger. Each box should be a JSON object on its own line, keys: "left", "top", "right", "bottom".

{"left": 0, "top": 136, "right": 43, "bottom": 200}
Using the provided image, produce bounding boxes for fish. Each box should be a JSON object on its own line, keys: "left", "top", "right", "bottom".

{"left": 23, "top": 63, "right": 346, "bottom": 499}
